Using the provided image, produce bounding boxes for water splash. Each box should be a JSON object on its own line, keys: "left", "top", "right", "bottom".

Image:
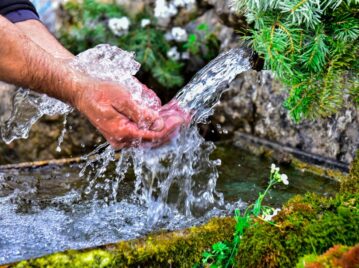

{"left": 0, "top": 89, "right": 72, "bottom": 144}
{"left": 176, "top": 48, "right": 251, "bottom": 124}
{"left": 0, "top": 44, "right": 153, "bottom": 145}
{"left": 56, "top": 114, "right": 69, "bottom": 153}
{"left": 71, "top": 44, "right": 160, "bottom": 110}
{"left": 76, "top": 45, "right": 251, "bottom": 224}
{"left": 0, "top": 44, "right": 251, "bottom": 225}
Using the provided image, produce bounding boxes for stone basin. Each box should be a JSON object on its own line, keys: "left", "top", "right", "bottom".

{"left": 0, "top": 142, "right": 342, "bottom": 266}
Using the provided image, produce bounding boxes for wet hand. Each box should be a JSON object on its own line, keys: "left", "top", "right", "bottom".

{"left": 74, "top": 80, "right": 182, "bottom": 149}
{"left": 140, "top": 100, "right": 192, "bottom": 148}
{"left": 160, "top": 100, "right": 192, "bottom": 126}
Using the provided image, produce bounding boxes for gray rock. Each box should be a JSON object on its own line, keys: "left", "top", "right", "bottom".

{"left": 203, "top": 0, "right": 247, "bottom": 28}
{"left": 211, "top": 71, "right": 359, "bottom": 164}
{"left": 0, "top": 82, "right": 16, "bottom": 124}
{"left": 203, "top": 0, "right": 234, "bottom": 14}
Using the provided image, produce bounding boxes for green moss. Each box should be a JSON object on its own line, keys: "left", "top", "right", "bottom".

{"left": 292, "top": 158, "right": 345, "bottom": 181}
{"left": 340, "top": 151, "right": 359, "bottom": 194}
{"left": 7, "top": 217, "right": 235, "bottom": 267}
{"left": 14, "top": 250, "right": 114, "bottom": 268}
{"left": 236, "top": 193, "right": 359, "bottom": 267}
{"left": 296, "top": 244, "right": 359, "bottom": 268}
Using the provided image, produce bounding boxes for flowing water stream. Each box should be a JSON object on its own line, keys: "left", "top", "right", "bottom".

{"left": 0, "top": 145, "right": 338, "bottom": 264}
{"left": 0, "top": 45, "right": 339, "bottom": 264}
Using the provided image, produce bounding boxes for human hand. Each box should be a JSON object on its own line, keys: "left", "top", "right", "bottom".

{"left": 74, "top": 79, "right": 184, "bottom": 149}
{"left": 0, "top": 17, "right": 185, "bottom": 149}
{"left": 138, "top": 100, "right": 192, "bottom": 148}
{"left": 159, "top": 100, "right": 192, "bottom": 126}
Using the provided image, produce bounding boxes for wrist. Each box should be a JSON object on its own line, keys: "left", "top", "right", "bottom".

{"left": 15, "top": 19, "right": 74, "bottom": 60}
{"left": 59, "top": 60, "right": 88, "bottom": 108}
{"left": 23, "top": 54, "right": 85, "bottom": 108}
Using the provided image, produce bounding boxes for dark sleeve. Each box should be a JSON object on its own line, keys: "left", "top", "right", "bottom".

{"left": 0, "top": 0, "right": 40, "bottom": 23}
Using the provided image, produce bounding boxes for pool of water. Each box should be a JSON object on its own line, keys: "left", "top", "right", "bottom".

{"left": 0, "top": 144, "right": 338, "bottom": 265}
{"left": 213, "top": 144, "right": 338, "bottom": 206}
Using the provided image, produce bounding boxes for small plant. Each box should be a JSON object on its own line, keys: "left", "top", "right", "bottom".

{"left": 184, "top": 23, "right": 220, "bottom": 60}
{"left": 200, "top": 164, "right": 289, "bottom": 268}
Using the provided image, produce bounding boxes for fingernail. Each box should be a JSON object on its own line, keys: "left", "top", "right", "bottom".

{"left": 151, "top": 118, "right": 165, "bottom": 131}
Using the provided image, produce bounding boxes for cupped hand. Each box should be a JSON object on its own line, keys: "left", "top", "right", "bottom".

{"left": 140, "top": 100, "right": 192, "bottom": 148}
{"left": 74, "top": 79, "right": 183, "bottom": 149}
{"left": 159, "top": 100, "right": 192, "bottom": 125}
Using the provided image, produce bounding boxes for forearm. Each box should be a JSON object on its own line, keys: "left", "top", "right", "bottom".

{"left": 0, "top": 16, "right": 82, "bottom": 106}
{"left": 15, "top": 19, "right": 74, "bottom": 59}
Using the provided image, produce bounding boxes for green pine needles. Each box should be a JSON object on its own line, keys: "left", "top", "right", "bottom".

{"left": 235, "top": 0, "right": 359, "bottom": 121}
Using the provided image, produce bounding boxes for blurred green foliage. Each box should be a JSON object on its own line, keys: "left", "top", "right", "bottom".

{"left": 59, "top": 0, "right": 219, "bottom": 89}
{"left": 184, "top": 23, "right": 220, "bottom": 60}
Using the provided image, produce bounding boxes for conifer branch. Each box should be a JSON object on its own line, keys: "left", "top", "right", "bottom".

{"left": 236, "top": 0, "right": 359, "bottom": 121}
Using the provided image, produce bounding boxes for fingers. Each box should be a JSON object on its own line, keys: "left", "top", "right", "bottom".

{"left": 126, "top": 115, "right": 184, "bottom": 141}
{"left": 105, "top": 114, "right": 185, "bottom": 150}
{"left": 91, "top": 81, "right": 187, "bottom": 147}
{"left": 112, "top": 96, "right": 165, "bottom": 131}
{"left": 160, "top": 101, "right": 192, "bottom": 126}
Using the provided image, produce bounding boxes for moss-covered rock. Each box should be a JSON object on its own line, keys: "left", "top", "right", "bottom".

{"left": 236, "top": 193, "right": 359, "bottom": 267}
{"left": 5, "top": 217, "right": 235, "bottom": 268}
{"left": 292, "top": 158, "right": 346, "bottom": 182}
{"left": 296, "top": 244, "right": 359, "bottom": 268}
{"left": 340, "top": 151, "right": 359, "bottom": 194}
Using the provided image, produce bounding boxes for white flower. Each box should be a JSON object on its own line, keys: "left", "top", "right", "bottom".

{"left": 263, "top": 208, "right": 281, "bottom": 221}
{"left": 173, "top": 0, "right": 196, "bottom": 8}
{"left": 171, "top": 27, "right": 188, "bottom": 42}
{"left": 155, "top": 0, "right": 178, "bottom": 19}
{"left": 141, "top": 18, "right": 151, "bottom": 28}
{"left": 168, "top": 2, "right": 178, "bottom": 15}
{"left": 271, "top": 163, "right": 276, "bottom": 173}
{"left": 271, "top": 163, "right": 279, "bottom": 174}
{"left": 263, "top": 214, "right": 272, "bottom": 221}
{"left": 181, "top": 51, "right": 190, "bottom": 60}
{"left": 281, "top": 174, "right": 289, "bottom": 185}
{"left": 154, "top": 0, "right": 167, "bottom": 17}
{"left": 108, "top": 17, "right": 131, "bottom": 36}
{"left": 167, "top": 46, "right": 180, "bottom": 61}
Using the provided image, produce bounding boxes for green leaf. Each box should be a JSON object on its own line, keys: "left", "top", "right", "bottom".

{"left": 197, "top": 23, "right": 209, "bottom": 31}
